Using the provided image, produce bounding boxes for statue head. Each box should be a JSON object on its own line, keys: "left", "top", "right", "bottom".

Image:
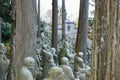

{"left": 23, "top": 57, "right": 35, "bottom": 70}
{"left": 36, "top": 49, "right": 40, "bottom": 54}
{"left": 78, "top": 52, "right": 84, "bottom": 58}
{"left": 51, "top": 48, "right": 56, "bottom": 54}
{"left": 48, "top": 66, "right": 64, "bottom": 78}
{"left": 63, "top": 40, "right": 69, "bottom": 49}
{"left": 61, "top": 57, "right": 69, "bottom": 65}
{"left": 42, "top": 44, "right": 48, "bottom": 50}
{"left": 0, "top": 43, "right": 6, "bottom": 54}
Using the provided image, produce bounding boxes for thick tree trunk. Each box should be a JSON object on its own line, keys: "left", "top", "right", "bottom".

{"left": 75, "top": 0, "right": 89, "bottom": 63}
{"left": 62, "top": 0, "right": 66, "bottom": 40}
{"left": 115, "top": 1, "right": 120, "bottom": 80}
{"left": 15, "top": 0, "right": 36, "bottom": 80}
{"left": 91, "top": 0, "right": 119, "bottom": 80}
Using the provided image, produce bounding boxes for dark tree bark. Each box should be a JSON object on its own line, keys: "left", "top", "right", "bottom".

{"left": 7, "top": 0, "right": 16, "bottom": 79}
{"left": 62, "top": 0, "right": 66, "bottom": 40}
{"left": 52, "top": 0, "right": 58, "bottom": 52}
{"left": 37, "top": 0, "right": 41, "bottom": 38}
{"left": 75, "top": 0, "right": 89, "bottom": 63}
{"left": 0, "top": 17, "right": 2, "bottom": 42}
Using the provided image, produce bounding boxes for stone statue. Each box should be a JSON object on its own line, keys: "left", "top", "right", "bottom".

{"left": 74, "top": 52, "right": 86, "bottom": 80}
{"left": 50, "top": 47, "right": 58, "bottom": 64}
{"left": 43, "top": 66, "right": 64, "bottom": 80}
{"left": 35, "top": 49, "right": 43, "bottom": 80}
{"left": 0, "top": 43, "right": 10, "bottom": 80}
{"left": 19, "top": 57, "right": 38, "bottom": 80}
{"left": 60, "top": 57, "right": 75, "bottom": 80}
{"left": 42, "top": 45, "right": 56, "bottom": 79}
{"left": 58, "top": 40, "right": 75, "bottom": 65}
{"left": 85, "top": 65, "right": 91, "bottom": 80}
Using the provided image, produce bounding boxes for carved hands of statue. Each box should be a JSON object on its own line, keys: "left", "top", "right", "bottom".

{"left": 0, "top": 54, "right": 10, "bottom": 67}
{"left": 33, "top": 67, "right": 42, "bottom": 79}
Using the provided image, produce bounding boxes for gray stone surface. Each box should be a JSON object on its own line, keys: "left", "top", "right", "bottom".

{"left": 0, "top": 43, "right": 10, "bottom": 80}
{"left": 60, "top": 57, "right": 74, "bottom": 80}
{"left": 43, "top": 66, "right": 64, "bottom": 80}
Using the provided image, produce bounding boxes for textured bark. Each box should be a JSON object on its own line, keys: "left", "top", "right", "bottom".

{"left": 75, "top": 0, "right": 89, "bottom": 63}
{"left": 37, "top": 0, "right": 41, "bottom": 38}
{"left": 0, "top": 17, "right": 2, "bottom": 42}
{"left": 62, "top": 0, "right": 66, "bottom": 40}
{"left": 15, "top": 0, "right": 36, "bottom": 80}
{"left": 52, "top": 0, "right": 58, "bottom": 52}
{"left": 91, "top": 0, "right": 119, "bottom": 80}
{"left": 115, "top": 1, "right": 120, "bottom": 80}
{"left": 7, "top": 0, "right": 16, "bottom": 79}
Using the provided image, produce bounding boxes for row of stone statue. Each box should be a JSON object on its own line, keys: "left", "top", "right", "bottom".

{"left": 0, "top": 42, "right": 91, "bottom": 80}
{"left": 19, "top": 53, "right": 90, "bottom": 80}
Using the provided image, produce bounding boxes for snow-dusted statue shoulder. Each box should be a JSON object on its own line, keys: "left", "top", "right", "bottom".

{"left": 43, "top": 66, "right": 64, "bottom": 80}
{"left": 74, "top": 52, "right": 86, "bottom": 80}
{"left": 0, "top": 43, "right": 10, "bottom": 80}
{"left": 19, "top": 57, "right": 36, "bottom": 80}
{"left": 60, "top": 57, "right": 75, "bottom": 80}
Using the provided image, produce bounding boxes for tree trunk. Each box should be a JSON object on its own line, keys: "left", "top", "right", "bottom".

{"left": 37, "top": 0, "right": 41, "bottom": 38}
{"left": 62, "top": 0, "right": 66, "bottom": 40}
{"left": 115, "top": 1, "right": 120, "bottom": 80}
{"left": 75, "top": 0, "right": 89, "bottom": 63}
{"left": 7, "top": 0, "right": 16, "bottom": 79}
{"left": 52, "top": 0, "right": 58, "bottom": 52}
{"left": 91, "top": 0, "right": 119, "bottom": 80}
{"left": 15, "top": 0, "right": 36, "bottom": 80}
{"left": 0, "top": 17, "right": 2, "bottom": 42}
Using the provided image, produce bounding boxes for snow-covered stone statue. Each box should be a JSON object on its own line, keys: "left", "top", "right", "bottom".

{"left": 60, "top": 57, "right": 75, "bottom": 80}
{"left": 0, "top": 43, "right": 10, "bottom": 80}
{"left": 19, "top": 57, "right": 38, "bottom": 80}
{"left": 42, "top": 45, "right": 56, "bottom": 79}
{"left": 85, "top": 65, "right": 91, "bottom": 80}
{"left": 74, "top": 52, "right": 86, "bottom": 80}
{"left": 35, "top": 49, "right": 43, "bottom": 80}
{"left": 58, "top": 40, "right": 74, "bottom": 65}
{"left": 50, "top": 47, "right": 58, "bottom": 64}
{"left": 43, "top": 66, "right": 64, "bottom": 80}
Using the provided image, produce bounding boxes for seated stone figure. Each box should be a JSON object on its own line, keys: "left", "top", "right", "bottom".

{"left": 0, "top": 43, "right": 10, "bottom": 80}
{"left": 58, "top": 40, "right": 75, "bottom": 65}
{"left": 43, "top": 66, "right": 64, "bottom": 80}
{"left": 74, "top": 52, "right": 86, "bottom": 80}
{"left": 85, "top": 65, "right": 91, "bottom": 80}
{"left": 60, "top": 57, "right": 75, "bottom": 80}
{"left": 42, "top": 45, "right": 56, "bottom": 79}
{"left": 50, "top": 47, "right": 58, "bottom": 64}
{"left": 19, "top": 57, "right": 37, "bottom": 80}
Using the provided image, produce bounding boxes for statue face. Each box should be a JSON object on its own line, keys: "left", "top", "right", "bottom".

{"left": 24, "top": 57, "right": 35, "bottom": 70}
{"left": 61, "top": 57, "right": 69, "bottom": 65}
{"left": 27, "top": 60, "right": 35, "bottom": 70}
{"left": 51, "top": 48, "right": 56, "bottom": 53}
{"left": 0, "top": 43, "right": 6, "bottom": 54}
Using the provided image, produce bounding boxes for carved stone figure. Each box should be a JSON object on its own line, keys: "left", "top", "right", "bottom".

{"left": 43, "top": 66, "right": 64, "bottom": 80}
{"left": 0, "top": 43, "right": 10, "bottom": 80}
{"left": 42, "top": 45, "right": 56, "bottom": 79}
{"left": 50, "top": 47, "right": 58, "bottom": 64}
{"left": 85, "top": 65, "right": 91, "bottom": 80}
{"left": 19, "top": 57, "right": 38, "bottom": 80}
{"left": 35, "top": 49, "right": 43, "bottom": 80}
{"left": 60, "top": 57, "right": 75, "bottom": 80}
{"left": 58, "top": 40, "right": 74, "bottom": 65}
{"left": 74, "top": 52, "right": 86, "bottom": 80}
